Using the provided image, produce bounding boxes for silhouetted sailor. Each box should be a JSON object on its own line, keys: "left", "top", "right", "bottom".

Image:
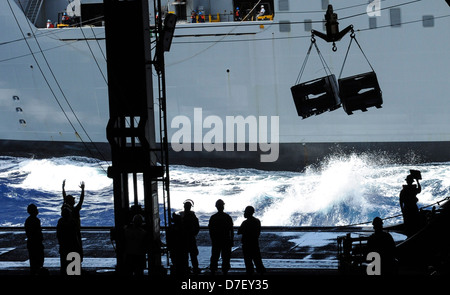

{"left": 367, "top": 217, "right": 397, "bottom": 275}
{"left": 208, "top": 199, "right": 234, "bottom": 275}
{"left": 62, "top": 180, "right": 85, "bottom": 260}
{"left": 399, "top": 174, "right": 421, "bottom": 236}
{"left": 57, "top": 207, "right": 81, "bottom": 275}
{"left": 167, "top": 213, "right": 188, "bottom": 276}
{"left": 238, "top": 206, "right": 265, "bottom": 274}
{"left": 180, "top": 199, "right": 200, "bottom": 274}
{"left": 124, "top": 214, "right": 149, "bottom": 275}
{"left": 25, "top": 204, "right": 45, "bottom": 275}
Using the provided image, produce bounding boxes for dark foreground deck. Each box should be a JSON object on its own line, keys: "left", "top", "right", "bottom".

{"left": 0, "top": 226, "right": 376, "bottom": 275}
{"left": 0, "top": 227, "right": 437, "bottom": 292}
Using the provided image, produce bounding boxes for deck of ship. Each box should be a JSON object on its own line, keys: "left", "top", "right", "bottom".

{"left": 0, "top": 226, "right": 377, "bottom": 274}
{"left": 0, "top": 226, "right": 438, "bottom": 293}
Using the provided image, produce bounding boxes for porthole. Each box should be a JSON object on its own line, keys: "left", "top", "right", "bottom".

{"left": 13, "top": 95, "right": 20, "bottom": 101}
{"left": 422, "top": 15, "right": 434, "bottom": 27}
{"left": 19, "top": 119, "right": 26, "bottom": 126}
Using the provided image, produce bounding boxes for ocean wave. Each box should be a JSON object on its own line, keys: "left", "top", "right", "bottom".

{"left": 0, "top": 155, "right": 448, "bottom": 227}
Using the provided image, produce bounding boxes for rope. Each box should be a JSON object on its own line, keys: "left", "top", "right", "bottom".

{"left": 338, "top": 36, "right": 353, "bottom": 79}
{"left": 341, "top": 196, "right": 450, "bottom": 228}
{"left": 353, "top": 36, "right": 375, "bottom": 72}
{"left": 295, "top": 35, "right": 334, "bottom": 85}
{"left": 339, "top": 31, "right": 375, "bottom": 79}
{"left": 295, "top": 39, "right": 313, "bottom": 85}
{"left": 8, "top": 0, "right": 109, "bottom": 173}
{"left": 313, "top": 41, "right": 333, "bottom": 77}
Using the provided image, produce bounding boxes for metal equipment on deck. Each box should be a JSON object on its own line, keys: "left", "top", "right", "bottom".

{"left": 103, "top": 0, "right": 173, "bottom": 274}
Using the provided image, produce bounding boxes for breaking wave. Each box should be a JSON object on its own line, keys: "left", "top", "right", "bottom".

{"left": 1, "top": 154, "right": 449, "bottom": 227}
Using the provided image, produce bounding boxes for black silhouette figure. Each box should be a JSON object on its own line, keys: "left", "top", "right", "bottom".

{"left": 399, "top": 174, "right": 421, "bottom": 236}
{"left": 180, "top": 199, "right": 200, "bottom": 274}
{"left": 62, "top": 180, "right": 85, "bottom": 260}
{"left": 57, "top": 206, "right": 81, "bottom": 275}
{"left": 167, "top": 213, "right": 189, "bottom": 276}
{"left": 238, "top": 206, "right": 265, "bottom": 275}
{"left": 208, "top": 199, "right": 234, "bottom": 275}
{"left": 124, "top": 214, "right": 149, "bottom": 275}
{"left": 25, "top": 204, "right": 45, "bottom": 275}
{"left": 367, "top": 217, "right": 397, "bottom": 275}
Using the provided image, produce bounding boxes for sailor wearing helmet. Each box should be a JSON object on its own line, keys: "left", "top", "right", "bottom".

{"left": 257, "top": 5, "right": 265, "bottom": 17}
{"left": 180, "top": 199, "right": 200, "bottom": 274}
{"left": 399, "top": 173, "right": 421, "bottom": 236}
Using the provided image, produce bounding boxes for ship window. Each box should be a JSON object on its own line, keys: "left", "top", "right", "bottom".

{"left": 16, "top": 107, "right": 23, "bottom": 112}
{"left": 369, "top": 17, "right": 377, "bottom": 29}
{"left": 304, "top": 19, "right": 312, "bottom": 32}
{"left": 279, "top": 20, "right": 291, "bottom": 32}
{"left": 279, "top": 0, "right": 289, "bottom": 11}
{"left": 321, "top": 0, "right": 329, "bottom": 10}
{"left": 13, "top": 95, "right": 20, "bottom": 101}
{"left": 390, "top": 8, "right": 401, "bottom": 27}
{"left": 422, "top": 15, "right": 434, "bottom": 27}
{"left": 234, "top": 0, "right": 275, "bottom": 20}
{"left": 19, "top": 119, "right": 26, "bottom": 125}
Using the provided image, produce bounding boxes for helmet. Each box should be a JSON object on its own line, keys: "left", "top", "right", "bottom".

{"left": 372, "top": 217, "right": 383, "bottom": 227}
{"left": 244, "top": 206, "right": 255, "bottom": 215}
{"left": 183, "top": 199, "right": 194, "bottom": 207}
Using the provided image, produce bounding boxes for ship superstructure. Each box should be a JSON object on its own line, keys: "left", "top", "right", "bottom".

{"left": 1, "top": 0, "right": 450, "bottom": 170}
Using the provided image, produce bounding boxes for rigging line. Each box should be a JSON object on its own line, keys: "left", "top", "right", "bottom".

{"left": 2, "top": 12, "right": 449, "bottom": 65}
{"left": 295, "top": 40, "right": 314, "bottom": 85}
{"left": 173, "top": 19, "right": 323, "bottom": 30}
{"left": 89, "top": 26, "right": 107, "bottom": 62}
{"left": 16, "top": 0, "right": 109, "bottom": 163}
{"left": 1, "top": 3, "right": 440, "bottom": 51}
{"left": 352, "top": 36, "right": 375, "bottom": 72}
{"left": 6, "top": 0, "right": 108, "bottom": 173}
{"left": 341, "top": 196, "right": 450, "bottom": 228}
{"left": 63, "top": 0, "right": 108, "bottom": 71}
{"left": 165, "top": 0, "right": 264, "bottom": 67}
{"left": 172, "top": 0, "right": 398, "bottom": 29}
{"left": 14, "top": 1, "right": 110, "bottom": 169}
{"left": 170, "top": 12, "right": 450, "bottom": 46}
{"left": 0, "top": 38, "right": 79, "bottom": 63}
{"left": 339, "top": 0, "right": 422, "bottom": 21}
{"left": 0, "top": 0, "right": 427, "bottom": 47}
{"left": 357, "top": 13, "right": 450, "bottom": 32}
{"left": 0, "top": 15, "right": 106, "bottom": 47}
{"left": 271, "top": 0, "right": 392, "bottom": 14}
{"left": 338, "top": 37, "right": 354, "bottom": 79}
{"left": 78, "top": 27, "right": 108, "bottom": 84}
{"left": 313, "top": 41, "right": 332, "bottom": 77}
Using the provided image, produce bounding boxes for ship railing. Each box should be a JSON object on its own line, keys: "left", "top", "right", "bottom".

{"left": 337, "top": 233, "right": 370, "bottom": 274}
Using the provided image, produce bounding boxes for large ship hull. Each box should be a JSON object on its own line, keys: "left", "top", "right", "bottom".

{"left": 1, "top": 0, "right": 450, "bottom": 170}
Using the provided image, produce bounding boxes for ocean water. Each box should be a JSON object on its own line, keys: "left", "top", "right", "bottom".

{"left": 1, "top": 153, "right": 449, "bottom": 228}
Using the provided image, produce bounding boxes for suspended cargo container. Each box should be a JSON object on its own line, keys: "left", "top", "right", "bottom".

{"left": 339, "top": 71, "right": 383, "bottom": 115}
{"left": 291, "top": 74, "right": 341, "bottom": 119}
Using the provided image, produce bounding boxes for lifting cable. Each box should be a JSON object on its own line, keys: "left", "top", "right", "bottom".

{"left": 8, "top": 0, "right": 109, "bottom": 173}
{"left": 295, "top": 35, "right": 333, "bottom": 85}
{"left": 341, "top": 196, "right": 450, "bottom": 228}
{"left": 338, "top": 29, "right": 375, "bottom": 79}
{"left": 296, "top": 29, "right": 376, "bottom": 86}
